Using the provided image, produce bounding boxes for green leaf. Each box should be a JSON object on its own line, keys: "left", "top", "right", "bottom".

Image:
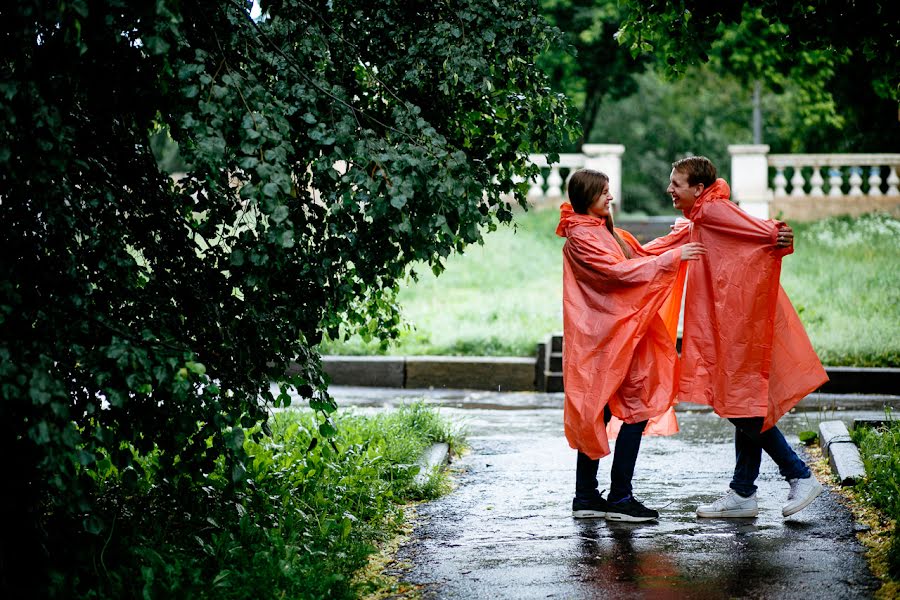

{"left": 227, "top": 428, "right": 245, "bottom": 452}
{"left": 83, "top": 515, "right": 104, "bottom": 535}
{"left": 185, "top": 361, "right": 206, "bottom": 376}
{"left": 271, "top": 204, "right": 289, "bottom": 224}
{"left": 231, "top": 462, "right": 247, "bottom": 484}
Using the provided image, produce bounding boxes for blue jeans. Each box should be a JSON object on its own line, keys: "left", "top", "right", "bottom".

{"left": 576, "top": 405, "right": 648, "bottom": 503}
{"left": 728, "top": 417, "right": 811, "bottom": 497}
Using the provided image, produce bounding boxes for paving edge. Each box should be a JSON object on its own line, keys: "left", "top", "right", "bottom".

{"left": 818, "top": 420, "right": 866, "bottom": 486}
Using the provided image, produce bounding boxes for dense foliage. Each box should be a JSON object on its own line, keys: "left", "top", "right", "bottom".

{"left": 616, "top": 0, "right": 899, "bottom": 102}
{"left": 0, "top": 0, "right": 574, "bottom": 594}
{"left": 537, "top": 0, "right": 647, "bottom": 144}
{"left": 538, "top": 2, "right": 898, "bottom": 212}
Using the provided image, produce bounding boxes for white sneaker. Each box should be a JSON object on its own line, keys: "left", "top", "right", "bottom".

{"left": 782, "top": 476, "right": 823, "bottom": 517}
{"left": 696, "top": 489, "right": 759, "bottom": 518}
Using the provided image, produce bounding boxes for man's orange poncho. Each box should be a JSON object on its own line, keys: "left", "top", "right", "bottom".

{"left": 644, "top": 179, "right": 829, "bottom": 430}
{"left": 557, "top": 203, "right": 683, "bottom": 460}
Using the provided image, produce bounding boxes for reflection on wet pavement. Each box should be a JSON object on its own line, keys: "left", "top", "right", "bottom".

{"left": 330, "top": 389, "right": 882, "bottom": 599}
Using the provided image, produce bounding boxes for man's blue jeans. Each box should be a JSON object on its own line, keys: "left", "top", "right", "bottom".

{"left": 575, "top": 405, "right": 647, "bottom": 503}
{"left": 728, "top": 417, "right": 811, "bottom": 497}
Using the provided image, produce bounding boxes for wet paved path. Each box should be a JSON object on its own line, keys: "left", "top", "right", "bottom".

{"left": 331, "top": 388, "right": 882, "bottom": 599}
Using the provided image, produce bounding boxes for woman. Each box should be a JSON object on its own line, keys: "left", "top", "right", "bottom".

{"left": 557, "top": 169, "right": 705, "bottom": 522}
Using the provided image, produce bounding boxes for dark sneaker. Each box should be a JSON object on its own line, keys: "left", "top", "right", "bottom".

{"left": 605, "top": 496, "right": 659, "bottom": 522}
{"left": 572, "top": 494, "right": 610, "bottom": 519}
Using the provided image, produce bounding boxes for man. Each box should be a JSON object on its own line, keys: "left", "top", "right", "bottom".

{"left": 645, "top": 156, "right": 828, "bottom": 518}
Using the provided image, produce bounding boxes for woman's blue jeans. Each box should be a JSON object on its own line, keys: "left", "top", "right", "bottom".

{"left": 575, "top": 405, "right": 647, "bottom": 503}
{"left": 728, "top": 417, "right": 810, "bottom": 497}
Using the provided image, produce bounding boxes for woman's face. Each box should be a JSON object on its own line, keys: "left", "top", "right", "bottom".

{"left": 587, "top": 183, "right": 613, "bottom": 218}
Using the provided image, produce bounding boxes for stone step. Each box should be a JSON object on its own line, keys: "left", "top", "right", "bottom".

{"left": 543, "top": 371, "right": 563, "bottom": 393}
{"left": 550, "top": 334, "right": 562, "bottom": 352}
{"left": 548, "top": 352, "right": 562, "bottom": 372}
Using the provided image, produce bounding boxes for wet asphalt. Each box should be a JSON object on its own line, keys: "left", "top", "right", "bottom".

{"left": 329, "top": 388, "right": 885, "bottom": 599}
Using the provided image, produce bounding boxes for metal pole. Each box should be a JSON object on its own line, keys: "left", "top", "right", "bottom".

{"left": 752, "top": 80, "right": 762, "bottom": 144}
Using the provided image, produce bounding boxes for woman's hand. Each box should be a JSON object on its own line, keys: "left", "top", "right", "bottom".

{"left": 680, "top": 242, "right": 707, "bottom": 261}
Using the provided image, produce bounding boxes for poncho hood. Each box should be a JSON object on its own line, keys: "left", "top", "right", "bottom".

{"left": 685, "top": 178, "right": 731, "bottom": 219}
{"left": 556, "top": 202, "right": 605, "bottom": 237}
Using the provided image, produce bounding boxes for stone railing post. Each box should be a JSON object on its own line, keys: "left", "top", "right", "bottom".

{"left": 728, "top": 144, "right": 772, "bottom": 219}
{"left": 582, "top": 144, "right": 625, "bottom": 212}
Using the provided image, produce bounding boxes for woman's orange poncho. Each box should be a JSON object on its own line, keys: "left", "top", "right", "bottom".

{"left": 557, "top": 203, "right": 683, "bottom": 460}
{"left": 643, "top": 179, "right": 828, "bottom": 430}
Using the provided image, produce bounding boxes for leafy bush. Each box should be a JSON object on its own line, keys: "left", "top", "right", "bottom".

{"left": 0, "top": 0, "right": 572, "bottom": 591}
{"left": 45, "top": 403, "right": 463, "bottom": 599}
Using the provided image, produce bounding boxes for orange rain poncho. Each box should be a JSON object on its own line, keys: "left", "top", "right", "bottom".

{"left": 643, "top": 179, "right": 828, "bottom": 429}
{"left": 557, "top": 203, "right": 683, "bottom": 460}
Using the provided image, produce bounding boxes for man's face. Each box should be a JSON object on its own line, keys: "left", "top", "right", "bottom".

{"left": 666, "top": 169, "right": 702, "bottom": 213}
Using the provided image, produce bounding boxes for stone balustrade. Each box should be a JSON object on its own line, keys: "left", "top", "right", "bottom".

{"left": 730, "top": 145, "right": 900, "bottom": 220}
{"left": 526, "top": 144, "right": 625, "bottom": 210}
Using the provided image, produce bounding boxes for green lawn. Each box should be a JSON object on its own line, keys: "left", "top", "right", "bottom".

{"left": 321, "top": 210, "right": 900, "bottom": 367}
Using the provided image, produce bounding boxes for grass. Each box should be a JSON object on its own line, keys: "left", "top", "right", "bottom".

{"left": 52, "top": 403, "right": 465, "bottom": 599}
{"left": 851, "top": 418, "right": 900, "bottom": 595}
{"left": 321, "top": 210, "right": 900, "bottom": 367}
{"left": 321, "top": 208, "right": 565, "bottom": 357}
{"left": 782, "top": 214, "right": 900, "bottom": 367}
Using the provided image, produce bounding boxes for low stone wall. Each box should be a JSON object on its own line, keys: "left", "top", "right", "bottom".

{"left": 321, "top": 355, "right": 536, "bottom": 391}
{"left": 772, "top": 196, "right": 900, "bottom": 221}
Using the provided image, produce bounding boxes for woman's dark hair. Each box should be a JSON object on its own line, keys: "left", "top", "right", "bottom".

{"left": 567, "top": 169, "right": 631, "bottom": 258}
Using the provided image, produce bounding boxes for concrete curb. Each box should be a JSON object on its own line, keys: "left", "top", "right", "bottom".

{"left": 819, "top": 420, "right": 866, "bottom": 486}
{"left": 414, "top": 442, "right": 450, "bottom": 487}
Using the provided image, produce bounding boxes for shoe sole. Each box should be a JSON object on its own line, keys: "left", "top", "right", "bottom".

{"left": 605, "top": 512, "right": 658, "bottom": 523}
{"left": 572, "top": 509, "right": 607, "bottom": 519}
{"left": 696, "top": 509, "right": 758, "bottom": 518}
{"left": 782, "top": 482, "right": 823, "bottom": 517}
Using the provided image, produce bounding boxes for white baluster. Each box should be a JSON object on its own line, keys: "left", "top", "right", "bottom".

{"left": 773, "top": 167, "right": 787, "bottom": 197}
{"left": 546, "top": 166, "right": 563, "bottom": 198}
{"left": 564, "top": 169, "right": 576, "bottom": 200}
{"left": 867, "top": 167, "right": 883, "bottom": 196}
{"left": 809, "top": 167, "right": 824, "bottom": 197}
{"left": 848, "top": 167, "right": 863, "bottom": 196}
{"left": 790, "top": 167, "right": 806, "bottom": 197}
{"left": 527, "top": 171, "right": 545, "bottom": 200}
{"left": 886, "top": 167, "right": 899, "bottom": 196}
{"left": 828, "top": 168, "right": 844, "bottom": 196}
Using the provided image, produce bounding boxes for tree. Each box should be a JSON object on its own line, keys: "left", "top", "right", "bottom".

{"left": 0, "top": 0, "right": 575, "bottom": 592}
{"left": 616, "top": 1, "right": 900, "bottom": 103}
{"left": 538, "top": 0, "right": 647, "bottom": 145}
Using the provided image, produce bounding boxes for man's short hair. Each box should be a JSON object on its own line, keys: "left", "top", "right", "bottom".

{"left": 672, "top": 156, "right": 717, "bottom": 187}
